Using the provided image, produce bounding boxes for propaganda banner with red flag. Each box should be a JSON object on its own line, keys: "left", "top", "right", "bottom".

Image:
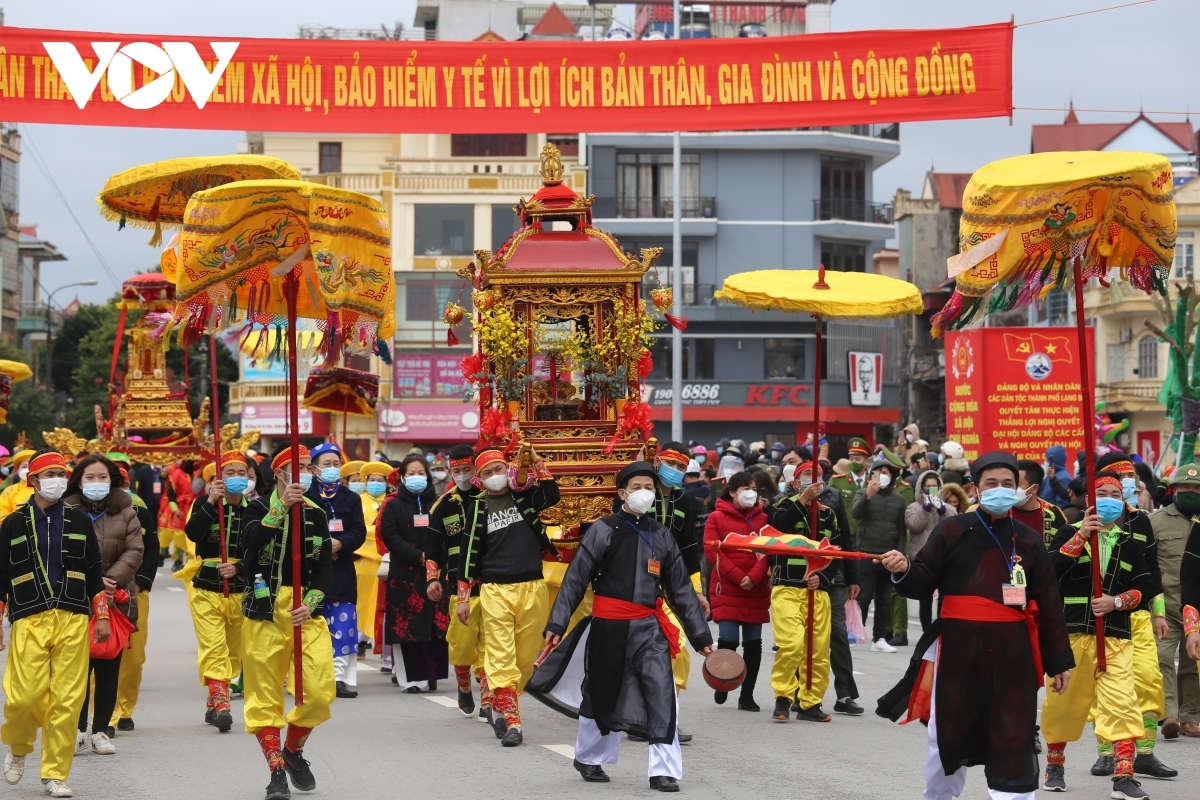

{"left": 0, "top": 23, "right": 1012, "bottom": 133}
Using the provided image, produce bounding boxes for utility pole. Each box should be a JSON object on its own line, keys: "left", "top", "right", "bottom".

{"left": 670, "top": 0, "right": 683, "bottom": 442}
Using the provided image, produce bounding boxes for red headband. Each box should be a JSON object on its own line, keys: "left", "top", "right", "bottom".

{"left": 794, "top": 460, "right": 814, "bottom": 476}
{"left": 271, "top": 445, "right": 310, "bottom": 471}
{"left": 1094, "top": 475, "right": 1122, "bottom": 492}
{"left": 221, "top": 451, "right": 248, "bottom": 469}
{"left": 27, "top": 452, "right": 69, "bottom": 484}
{"left": 449, "top": 455, "right": 474, "bottom": 468}
{"left": 658, "top": 449, "right": 690, "bottom": 465}
{"left": 475, "top": 450, "right": 506, "bottom": 472}
{"left": 1105, "top": 460, "right": 1134, "bottom": 476}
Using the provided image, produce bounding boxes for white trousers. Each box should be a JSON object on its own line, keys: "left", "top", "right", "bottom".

{"left": 922, "top": 641, "right": 1033, "bottom": 800}
{"left": 334, "top": 653, "right": 358, "bottom": 686}
{"left": 574, "top": 702, "right": 683, "bottom": 780}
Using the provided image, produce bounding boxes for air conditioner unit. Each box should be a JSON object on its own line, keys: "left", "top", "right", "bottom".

{"left": 1118, "top": 327, "right": 1134, "bottom": 343}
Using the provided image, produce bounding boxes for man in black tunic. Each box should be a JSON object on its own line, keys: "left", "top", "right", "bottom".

{"left": 546, "top": 462, "right": 713, "bottom": 792}
{"left": 876, "top": 451, "right": 1074, "bottom": 800}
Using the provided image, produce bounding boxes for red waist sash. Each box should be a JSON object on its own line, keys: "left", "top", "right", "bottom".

{"left": 592, "top": 595, "right": 681, "bottom": 659}
{"left": 940, "top": 595, "right": 1044, "bottom": 687}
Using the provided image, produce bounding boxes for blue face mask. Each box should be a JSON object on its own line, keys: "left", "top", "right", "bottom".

{"left": 657, "top": 464, "right": 684, "bottom": 489}
{"left": 319, "top": 467, "right": 341, "bottom": 485}
{"left": 979, "top": 486, "right": 1020, "bottom": 516}
{"left": 696, "top": 454, "right": 706, "bottom": 465}
{"left": 1120, "top": 477, "right": 1138, "bottom": 505}
{"left": 405, "top": 475, "right": 428, "bottom": 494}
{"left": 425, "top": 454, "right": 435, "bottom": 464}
{"left": 224, "top": 476, "right": 250, "bottom": 495}
{"left": 82, "top": 483, "right": 111, "bottom": 502}
{"left": 1096, "top": 497, "right": 1125, "bottom": 524}
{"left": 296, "top": 473, "right": 313, "bottom": 490}
{"left": 716, "top": 447, "right": 724, "bottom": 455}
{"left": 347, "top": 481, "right": 366, "bottom": 495}
{"left": 367, "top": 481, "right": 387, "bottom": 498}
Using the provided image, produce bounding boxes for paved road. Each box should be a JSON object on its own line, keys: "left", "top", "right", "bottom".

{"left": 2, "top": 571, "right": 1198, "bottom": 799}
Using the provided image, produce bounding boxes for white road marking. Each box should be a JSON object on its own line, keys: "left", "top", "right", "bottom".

{"left": 424, "top": 695, "right": 459, "bottom": 708}
{"left": 167, "top": 587, "right": 184, "bottom": 592}
{"left": 853, "top": 671, "right": 865, "bottom": 676}
{"left": 543, "top": 744, "right": 575, "bottom": 759}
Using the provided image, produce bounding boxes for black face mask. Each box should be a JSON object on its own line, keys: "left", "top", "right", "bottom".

{"left": 1175, "top": 491, "right": 1200, "bottom": 516}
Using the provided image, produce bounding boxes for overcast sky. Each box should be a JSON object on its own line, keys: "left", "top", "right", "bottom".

{"left": 9, "top": 0, "right": 1199, "bottom": 305}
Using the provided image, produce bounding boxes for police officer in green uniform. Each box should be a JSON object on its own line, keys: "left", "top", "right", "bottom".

{"left": 827, "top": 438, "right": 872, "bottom": 547}
{"left": 879, "top": 445, "right": 913, "bottom": 646}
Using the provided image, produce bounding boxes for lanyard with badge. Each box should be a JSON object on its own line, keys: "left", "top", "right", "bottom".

{"left": 975, "top": 510, "right": 1027, "bottom": 607}
{"left": 618, "top": 512, "right": 660, "bottom": 577}
{"left": 413, "top": 496, "right": 429, "bottom": 528}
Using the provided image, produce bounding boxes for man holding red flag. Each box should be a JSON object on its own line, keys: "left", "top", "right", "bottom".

{"left": 544, "top": 461, "right": 713, "bottom": 792}
{"left": 876, "top": 451, "right": 1074, "bottom": 800}
{"left": 241, "top": 446, "right": 335, "bottom": 800}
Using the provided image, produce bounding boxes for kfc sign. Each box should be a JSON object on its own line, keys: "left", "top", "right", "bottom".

{"left": 848, "top": 351, "right": 883, "bottom": 407}
{"left": 44, "top": 41, "right": 239, "bottom": 109}
{"left": 745, "top": 384, "right": 810, "bottom": 406}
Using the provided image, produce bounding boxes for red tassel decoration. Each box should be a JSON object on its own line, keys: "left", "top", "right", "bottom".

{"left": 604, "top": 401, "right": 654, "bottom": 453}
{"left": 637, "top": 349, "right": 653, "bottom": 381}
{"left": 664, "top": 313, "right": 688, "bottom": 331}
{"left": 447, "top": 328, "right": 460, "bottom": 347}
{"left": 460, "top": 352, "right": 485, "bottom": 384}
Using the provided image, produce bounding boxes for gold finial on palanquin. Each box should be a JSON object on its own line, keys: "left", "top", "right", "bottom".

{"left": 539, "top": 143, "right": 564, "bottom": 186}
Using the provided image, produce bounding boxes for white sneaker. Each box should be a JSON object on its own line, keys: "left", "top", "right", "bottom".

{"left": 43, "top": 780, "right": 74, "bottom": 798}
{"left": 89, "top": 732, "right": 116, "bottom": 755}
{"left": 871, "top": 637, "right": 897, "bottom": 653}
{"left": 4, "top": 752, "right": 24, "bottom": 785}
{"left": 73, "top": 733, "right": 87, "bottom": 755}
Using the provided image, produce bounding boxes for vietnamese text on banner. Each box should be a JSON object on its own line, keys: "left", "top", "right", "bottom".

{"left": 0, "top": 23, "right": 1012, "bottom": 133}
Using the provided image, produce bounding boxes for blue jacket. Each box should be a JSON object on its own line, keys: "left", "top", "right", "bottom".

{"left": 305, "top": 482, "right": 367, "bottom": 602}
{"left": 1040, "top": 445, "right": 1072, "bottom": 508}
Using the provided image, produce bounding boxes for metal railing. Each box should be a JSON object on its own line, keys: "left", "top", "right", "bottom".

{"left": 1097, "top": 381, "right": 1164, "bottom": 401}
{"left": 594, "top": 196, "right": 716, "bottom": 219}
{"left": 813, "top": 198, "right": 894, "bottom": 225}
{"left": 310, "top": 173, "right": 381, "bottom": 191}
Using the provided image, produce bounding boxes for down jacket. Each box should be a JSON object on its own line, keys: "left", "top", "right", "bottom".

{"left": 903, "top": 469, "right": 947, "bottom": 559}
{"left": 63, "top": 488, "right": 144, "bottom": 623}
{"left": 703, "top": 498, "right": 771, "bottom": 624}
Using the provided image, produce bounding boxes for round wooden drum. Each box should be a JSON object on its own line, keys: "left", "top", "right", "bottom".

{"left": 702, "top": 649, "right": 746, "bottom": 692}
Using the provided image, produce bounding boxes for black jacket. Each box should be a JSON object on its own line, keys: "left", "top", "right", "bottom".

{"left": 1048, "top": 522, "right": 1155, "bottom": 640}
{"left": 458, "top": 478, "right": 560, "bottom": 588}
{"left": 766, "top": 498, "right": 847, "bottom": 591}
{"left": 305, "top": 482, "right": 367, "bottom": 603}
{"left": 185, "top": 495, "right": 251, "bottom": 594}
{"left": 131, "top": 494, "right": 160, "bottom": 591}
{"left": 0, "top": 499, "right": 106, "bottom": 622}
{"left": 429, "top": 485, "right": 478, "bottom": 592}
{"left": 380, "top": 484, "right": 440, "bottom": 584}
{"left": 240, "top": 493, "right": 332, "bottom": 621}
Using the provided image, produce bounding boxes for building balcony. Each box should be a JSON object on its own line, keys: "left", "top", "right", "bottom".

{"left": 593, "top": 196, "right": 715, "bottom": 220}
{"left": 1096, "top": 379, "right": 1164, "bottom": 412}
{"left": 813, "top": 198, "right": 894, "bottom": 225}
{"left": 307, "top": 173, "right": 382, "bottom": 193}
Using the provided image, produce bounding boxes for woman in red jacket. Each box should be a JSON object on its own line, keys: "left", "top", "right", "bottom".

{"left": 703, "top": 472, "right": 771, "bottom": 711}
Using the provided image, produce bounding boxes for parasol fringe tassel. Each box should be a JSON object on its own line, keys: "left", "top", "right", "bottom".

{"left": 147, "top": 220, "right": 163, "bottom": 247}
{"left": 376, "top": 338, "right": 392, "bottom": 365}
{"left": 118, "top": 210, "right": 126, "bottom": 231}
{"left": 664, "top": 313, "right": 688, "bottom": 331}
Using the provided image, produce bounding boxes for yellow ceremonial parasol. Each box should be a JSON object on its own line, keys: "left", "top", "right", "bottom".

{"left": 716, "top": 266, "right": 922, "bottom": 690}
{"left": 930, "top": 150, "right": 1177, "bottom": 671}
{"left": 174, "top": 178, "right": 394, "bottom": 704}
{"left": 0, "top": 360, "right": 34, "bottom": 425}
{"left": 98, "top": 155, "right": 300, "bottom": 246}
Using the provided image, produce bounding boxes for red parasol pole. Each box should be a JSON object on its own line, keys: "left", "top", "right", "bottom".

{"left": 1071, "top": 258, "right": 1104, "bottom": 671}
{"left": 804, "top": 264, "right": 830, "bottom": 692}
{"left": 210, "top": 333, "right": 229, "bottom": 598}
{"left": 284, "top": 274, "right": 306, "bottom": 704}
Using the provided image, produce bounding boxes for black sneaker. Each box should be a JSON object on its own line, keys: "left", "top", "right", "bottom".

{"left": 213, "top": 709, "right": 233, "bottom": 733}
{"left": 889, "top": 633, "right": 909, "bottom": 647}
{"left": 117, "top": 718, "right": 135, "bottom": 732}
{"left": 1133, "top": 753, "right": 1177, "bottom": 778}
{"left": 282, "top": 748, "right": 315, "bottom": 792}
{"left": 1111, "top": 776, "right": 1150, "bottom": 799}
{"left": 1044, "top": 764, "right": 1066, "bottom": 792}
{"left": 458, "top": 690, "right": 475, "bottom": 717}
{"left": 773, "top": 697, "right": 790, "bottom": 722}
{"left": 714, "top": 690, "right": 728, "bottom": 705}
{"left": 1092, "top": 755, "right": 1115, "bottom": 776}
{"left": 104, "top": 726, "right": 115, "bottom": 739}
{"left": 204, "top": 707, "right": 216, "bottom": 725}
{"left": 501, "top": 727, "right": 523, "bottom": 747}
{"left": 356, "top": 641, "right": 368, "bottom": 658}
{"left": 427, "top": 680, "right": 438, "bottom": 692}
{"left": 265, "top": 768, "right": 290, "bottom": 800}
{"left": 834, "top": 699, "right": 864, "bottom": 715}
{"left": 796, "top": 704, "right": 831, "bottom": 722}
{"left": 478, "top": 705, "right": 490, "bottom": 724}
{"left": 490, "top": 710, "right": 508, "bottom": 740}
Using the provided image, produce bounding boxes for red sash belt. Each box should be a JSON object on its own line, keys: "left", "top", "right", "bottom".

{"left": 592, "top": 595, "right": 681, "bottom": 659}
{"left": 940, "top": 595, "right": 1044, "bottom": 687}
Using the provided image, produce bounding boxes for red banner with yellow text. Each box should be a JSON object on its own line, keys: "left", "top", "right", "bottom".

{"left": 0, "top": 23, "right": 1012, "bottom": 133}
{"left": 944, "top": 327, "right": 1095, "bottom": 462}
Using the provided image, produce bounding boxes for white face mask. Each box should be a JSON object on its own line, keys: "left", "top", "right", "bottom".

{"left": 877, "top": 472, "right": 891, "bottom": 488}
{"left": 36, "top": 477, "right": 68, "bottom": 503}
{"left": 18, "top": 466, "right": 29, "bottom": 481}
{"left": 431, "top": 470, "right": 448, "bottom": 481}
{"left": 482, "top": 474, "right": 509, "bottom": 492}
{"left": 453, "top": 474, "right": 474, "bottom": 491}
{"left": 624, "top": 488, "right": 656, "bottom": 515}
{"left": 246, "top": 477, "right": 256, "bottom": 492}
{"left": 782, "top": 464, "right": 796, "bottom": 483}
{"left": 736, "top": 489, "right": 758, "bottom": 508}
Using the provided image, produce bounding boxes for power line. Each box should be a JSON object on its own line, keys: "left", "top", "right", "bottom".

{"left": 17, "top": 124, "right": 122, "bottom": 291}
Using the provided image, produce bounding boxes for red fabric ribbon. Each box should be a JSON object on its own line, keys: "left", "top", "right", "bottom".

{"left": 940, "top": 594, "right": 1043, "bottom": 687}
{"left": 592, "top": 595, "right": 681, "bottom": 659}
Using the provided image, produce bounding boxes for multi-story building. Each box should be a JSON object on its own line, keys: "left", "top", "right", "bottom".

{"left": 588, "top": 122, "right": 902, "bottom": 450}
{"left": 0, "top": 126, "right": 21, "bottom": 346}
{"left": 17, "top": 224, "right": 67, "bottom": 366}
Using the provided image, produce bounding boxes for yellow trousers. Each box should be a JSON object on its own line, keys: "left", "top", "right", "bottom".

{"left": 112, "top": 592, "right": 151, "bottom": 723}
{"left": 1042, "top": 633, "right": 1143, "bottom": 744}
{"left": 1, "top": 610, "right": 90, "bottom": 781}
{"left": 448, "top": 595, "right": 485, "bottom": 672}
{"left": 190, "top": 587, "right": 244, "bottom": 685}
{"left": 159, "top": 527, "right": 188, "bottom": 556}
{"left": 770, "top": 586, "right": 832, "bottom": 708}
{"left": 1130, "top": 610, "right": 1165, "bottom": 719}
{"left": 479, "top": 580, "right": 548, "bottom": 693}
{"left": 241, "top": 587, "right": 335, "bottom": 734}
{"left": 662, "top": 602, "right": 691, "bottom": 691}
{"left": 354, "top": 556, "right": 380, "bottom": 644}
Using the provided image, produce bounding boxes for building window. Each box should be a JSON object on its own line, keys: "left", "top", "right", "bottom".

{"left": 646, "top": 337, "right": 714, "bottom": 380}
{"left": 451, "top": 134, "right": 527, "bottom": 157}
{"left": 492, "top": 204, "right": 521, "bottom": 252}
{"left": 405, "top": 279, "right": 462, "bottom": 322}
{"left": 616, "top": 152, "right": 700, "bottom": 217}
{"left": 414, "top": 205, "right": 474, "bottom": 256}
{"left": 1106, "top": 342, "right": 1126, "bottom": 383}
{"left": 548, "top": 134, "right": 579, "bottom": 157}
{"left": 764, "top": 338, "right": 805, "bottom": 379}
{"left": 1173, "top": 237, "right": 1194, "bottom": 281}
{"left": 818, "top": 155, "right": 866, "bottom": 219}
{"left": 318, "top": 142, "right": 342, "bottom": 174}
{"left": 1137, "top": 335, "right": 1158, "bottom": 379}
{"left": 821, "top": 241, "right": 866, "bottom": 273}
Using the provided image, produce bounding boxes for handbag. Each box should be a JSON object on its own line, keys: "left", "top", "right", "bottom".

{"left": 90, "top": 606, "right": 135, "bottom": 660}
{"left": 377, "top": 552, "right": 390, "bottom": 579}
